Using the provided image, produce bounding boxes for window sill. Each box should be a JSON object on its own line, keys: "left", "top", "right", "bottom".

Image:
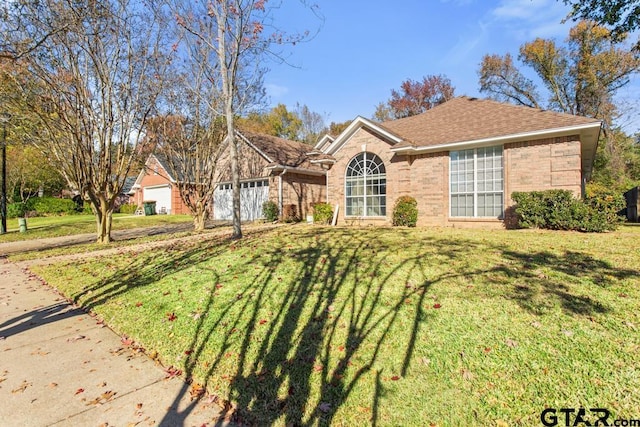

{"left": 449, "top": 217, "right": 502, "bottom": 222}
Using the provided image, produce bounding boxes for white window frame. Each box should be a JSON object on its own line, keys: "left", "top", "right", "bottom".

{"left": 450, "top": 146, "right": 504, "bottom": 218}
{"left": 344, "top": 152, "right": 387, "bottom": 217}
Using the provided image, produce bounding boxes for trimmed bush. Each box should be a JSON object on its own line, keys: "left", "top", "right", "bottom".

{"left": 119, "top": 203, "right": 139, "bottom": 214}
{"left": 392, "top": 196, "right": 418, "bottom": 227}
{"left": 262, "top": 200, "right": 279, "bottom": 222}
{"left": 313, "top": 203, "right": 333, "bottom": 224}
{"left": 512, "top": 189, "right": 624, "bottom": 232}
{"left": 30, "top": 197, "right": 78, "bottom": 216}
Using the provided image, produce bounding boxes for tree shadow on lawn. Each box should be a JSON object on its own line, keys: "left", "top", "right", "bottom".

{"left": 496, "top": 249, "right": 638, "bottom": 316}
{"left": 65, "top": 227, "right": 639, "bottom": 426}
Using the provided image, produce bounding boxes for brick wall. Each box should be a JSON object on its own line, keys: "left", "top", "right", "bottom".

{"left": 326, "top": 130, "right": 584, "bottom": 228}
{"left": 505, "top": 136, "right": 582, "bottom": 206}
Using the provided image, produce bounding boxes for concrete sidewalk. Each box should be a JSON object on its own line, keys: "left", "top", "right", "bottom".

{"left": 0, "top": 258, "right": 230, "bottom": 426}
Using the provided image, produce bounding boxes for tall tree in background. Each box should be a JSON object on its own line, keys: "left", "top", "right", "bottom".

{"left": 237, "top": 102, "right": 326, "bottom": 144}
{"left": 1, "top": 0, "right": 170, "bottom": 243}
{"left": 478, "top": 53, "right": 541, "bottom": 108}
{"left": 173, "top": 0, "right": 317, "bottom": 239}
{"left": 374, "top": 74, "right": 455, "bottom": 121}
{"left": 295, "top": 102, "right": 327, "bottom": 144}
{"left": 479, "top": 21, "right": 640, "bottom": 191}
{"left": 562, "top": 0, "right": 640, "bottom": 48}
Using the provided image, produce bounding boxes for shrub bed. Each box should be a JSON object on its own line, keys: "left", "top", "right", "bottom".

{"left": 512, "top": 188, "right": 624, "bottom": 232}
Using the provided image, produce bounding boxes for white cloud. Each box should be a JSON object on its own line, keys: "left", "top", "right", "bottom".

{"left": 265, "top": 83, "right": 289, "bottom": 99}
{"left": 491, "top": 0, "right": 572, "bottom": 39}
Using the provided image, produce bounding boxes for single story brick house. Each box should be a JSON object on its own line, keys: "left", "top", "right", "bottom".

{"left": 317, "top": 96, "right": 601, "bottom": 227}
{"left": 134, "top": 97, "right": 601, "bottom": 227}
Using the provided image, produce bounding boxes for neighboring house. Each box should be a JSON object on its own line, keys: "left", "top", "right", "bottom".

{"left": 131, "top": 154, "right": 188, "bottom": 215}
{"left": 320, "top": 96, "right": 601, "bottom": 227}
{"left": 133, "top": 97, "right": 602, "bottom": 227}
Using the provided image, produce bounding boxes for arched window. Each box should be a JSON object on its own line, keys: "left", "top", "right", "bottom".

{"left": 345, "top": 152, "right": 386, "bottom": 217}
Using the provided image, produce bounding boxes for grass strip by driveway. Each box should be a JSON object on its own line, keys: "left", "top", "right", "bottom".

{"left": 29, "top": 225, "right": 640, "bottom": 426}
{"left": 0, "top": 214, "right": 194, "bottom": 242}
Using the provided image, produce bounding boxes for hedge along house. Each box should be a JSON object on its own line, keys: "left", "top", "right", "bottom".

{"left": 132, "top": 130, "right": 328, "bottom": 220}
{"left": 319, "top": 97, "right": 601, "bottom": 227}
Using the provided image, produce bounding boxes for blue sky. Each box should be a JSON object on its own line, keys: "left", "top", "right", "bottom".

{"left": 263, "top": 0, "right": 640, "bottom": 131}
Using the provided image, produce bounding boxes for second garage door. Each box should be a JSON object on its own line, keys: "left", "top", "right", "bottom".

{"left": 213, "top": 180, "right": 269, "bottom": 221}
{"left": 143, "top": 185, "right": 172, "bottom": 214}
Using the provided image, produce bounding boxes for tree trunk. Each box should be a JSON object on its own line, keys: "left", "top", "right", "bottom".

{"left": 193, "top": 202, "right": 207, "bottom": 232}
{"left": 94, "top": 198, "right": 113, "bottom": 244}
{"left": 229, "top": 132, "right": 242, "bottom": 239}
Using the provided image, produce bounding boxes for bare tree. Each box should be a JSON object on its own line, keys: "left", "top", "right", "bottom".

{"left": 145, "top": 114, "right": 226, "bottom": 232}
{"left": 173, "top": 0, "right": 319, "bottom": 239}
{"left": 2, "top": 0, "right": 170, "bottom": 243}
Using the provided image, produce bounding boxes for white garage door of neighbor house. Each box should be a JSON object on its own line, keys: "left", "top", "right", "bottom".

{"left": 213, "top": 180, "right": 269, "bottom": 221}
{"left": 143, "top": 185, "right": 172, "bottom": 214}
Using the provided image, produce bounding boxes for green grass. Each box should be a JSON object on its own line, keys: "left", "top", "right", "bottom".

{"left": 0, "top": 214, "right": 193, "bottom": 242}
{"left": 30, "top": 225, "right": 640, "bottom": 426}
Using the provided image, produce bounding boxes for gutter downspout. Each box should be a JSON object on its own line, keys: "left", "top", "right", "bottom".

{"left": 278, "top": 169, "right": 287, "bottom": 217}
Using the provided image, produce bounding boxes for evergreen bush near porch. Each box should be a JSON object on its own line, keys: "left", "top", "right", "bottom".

{"left": 392, "top": 196, "right": 418, "bottom": 227}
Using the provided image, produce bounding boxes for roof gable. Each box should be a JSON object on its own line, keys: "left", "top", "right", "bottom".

{"left": 322, "top": 116, "right": 404, "bottom": 155}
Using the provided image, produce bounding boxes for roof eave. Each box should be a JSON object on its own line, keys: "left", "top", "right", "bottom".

{"left": 266, "top": 165, "right": 327, "bottom": 177}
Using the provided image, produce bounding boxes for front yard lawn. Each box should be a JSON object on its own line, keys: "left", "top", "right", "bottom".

{"left": 0, "top": 214, "right": 193, "bottom": 242}
{"left": 30, "top": 226, "right": 640, "bottom": 426}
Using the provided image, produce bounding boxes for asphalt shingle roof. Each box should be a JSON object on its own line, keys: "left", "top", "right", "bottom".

{"left": 239, "top": 130, "right": 330, "bottom": 171}
{"left": 383, "top": 96, "right": 601, "bottom": 148}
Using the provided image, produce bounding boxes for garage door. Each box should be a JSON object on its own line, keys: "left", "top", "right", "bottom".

{"left": 143, "top": 185, "right": 172, "bottom": 214}
{"left": 213, "top": 180, "right": 269, "bottom": 221}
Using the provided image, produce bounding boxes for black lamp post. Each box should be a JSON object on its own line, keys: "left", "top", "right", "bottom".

{"left": 0, "top": 112, "right": 10, "bottom": 234}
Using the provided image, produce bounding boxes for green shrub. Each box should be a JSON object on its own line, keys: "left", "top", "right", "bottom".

{"left": 119, "top": 203, "right": 139, "bottom": 214}
{"left": 262, "top": 200, "right": 279, "bottom": 222}
{"left": 313, "top": 203, "right": 333, "bottom": 224}
{"left": 30, "top": 197, "right": 77, "bottom": 216}
{"left": 512, "top": 188, "right": 624, "bottom": 232}
{"left": 392, "top": 196, "right": 418, "bottom": 227}
{"left": 7, "top": 201, "right": 30, "bottom": 218}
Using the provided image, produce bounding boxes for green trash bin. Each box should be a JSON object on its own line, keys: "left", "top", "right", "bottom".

{"left": 143, "top": 201, "right": 157, "bottom": 216}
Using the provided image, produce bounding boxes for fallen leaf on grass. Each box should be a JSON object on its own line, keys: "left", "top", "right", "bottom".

{"left": 531, "top": 321, "right": 542, "bottom": 328}
{"left": 259, "top": 319, "right": 267, "bottom": 325}
{"left": 432, "top": 303, "right": 442, "bottom": 309}
{"left": 390, "top": 375, "right": 400, "bottom": 381}
{"left": 135, "top": 302, "right": 143, "bottom": 307}
{"left": 461, "top": 369, "right": 474, "bottom": 381}
{"left": 166, "top": 312, "right": 177, "bottom": 322}
{"left": 505, "top": 338, "right": 518, "bottom": 348}
{"left": 319, "top": 402, "right": 331, "bottom": 413}
{"left": 12, "top": 380, "right": 32, "bottom": 394}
